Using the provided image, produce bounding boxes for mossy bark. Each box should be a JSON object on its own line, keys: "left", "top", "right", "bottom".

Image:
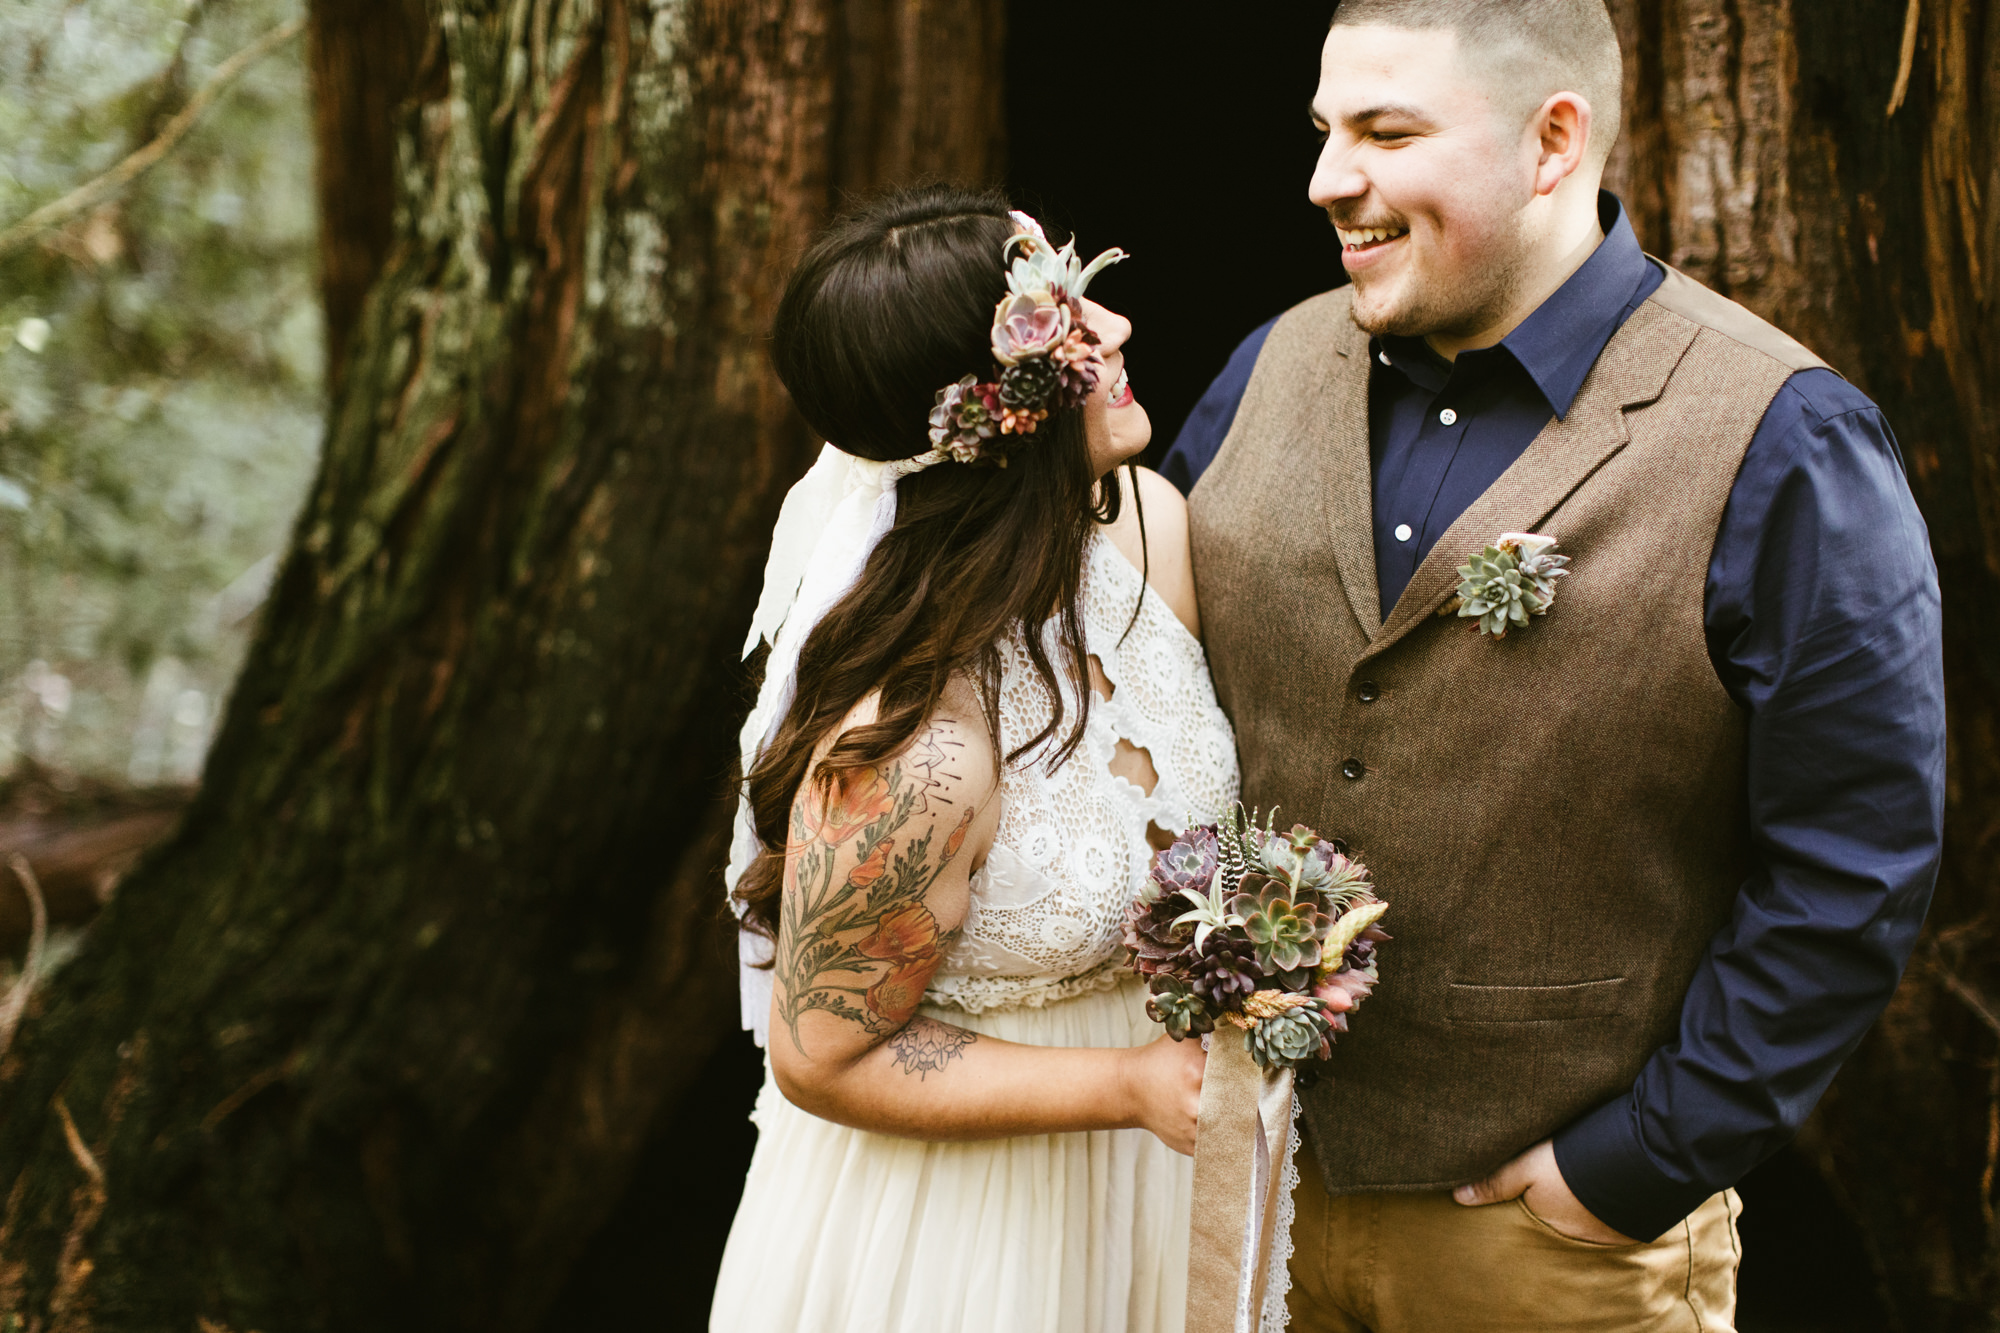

{"left": 1606, "top": 2, "right": 2000, "bottom": 1325}
{"left": 0, "top": 2, "right": 1001, "bottom": 1329}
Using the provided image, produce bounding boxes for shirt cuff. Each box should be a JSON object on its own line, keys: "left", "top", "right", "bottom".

{"left": 1551, "top": 1098, "right": 1716, "bottom": 1243}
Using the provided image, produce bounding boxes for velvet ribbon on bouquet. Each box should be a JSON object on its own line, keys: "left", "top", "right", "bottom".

{"left": 1185, "top": 1034, "right": 1297, "bottom": 1333}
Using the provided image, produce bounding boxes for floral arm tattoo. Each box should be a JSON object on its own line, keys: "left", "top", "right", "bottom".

{"left": 887, "top": 1018, "right": 978, "bottom": 1080}
{"left": 776, "top": 724, "right": 978, "bottom": 1055}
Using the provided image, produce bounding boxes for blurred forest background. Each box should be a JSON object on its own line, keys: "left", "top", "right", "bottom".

{"left": 0, "top": 0, "right": 319, "bottom": 787}
{"left": 0, "top": 1, "right": 1993, "bottom": 1331}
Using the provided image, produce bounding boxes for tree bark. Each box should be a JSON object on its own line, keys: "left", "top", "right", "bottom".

{"left": 1605, "top": 2, "right": 2000, "bottom": 1326}
{"left": 0, "top": 2, "right": 1003, "bottom": 1329}
{"left": 306, "top": 0, "right": 431, "bottom": 392}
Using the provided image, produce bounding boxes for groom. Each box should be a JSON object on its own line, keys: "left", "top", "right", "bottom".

{"left": 1170, "top": 1, "right": 1946, "bottom": 1328}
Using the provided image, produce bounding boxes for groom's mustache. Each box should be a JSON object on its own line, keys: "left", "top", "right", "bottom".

{"left": 1325, "top": 206, "right": 1407, "bottom": 232}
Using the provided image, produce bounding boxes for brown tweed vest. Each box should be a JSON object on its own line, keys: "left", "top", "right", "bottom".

{"left": 1187, "top": 268, "right": 1827, "bottom": 1193}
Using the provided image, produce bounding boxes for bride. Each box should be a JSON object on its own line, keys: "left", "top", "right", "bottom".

{"left": 709, "top": 184, "right": 1240, "bottom": 1333}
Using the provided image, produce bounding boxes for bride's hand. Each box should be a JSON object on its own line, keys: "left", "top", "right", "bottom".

{"left": 1122, "top": 1033, "right": 1207, "bottom": 1156}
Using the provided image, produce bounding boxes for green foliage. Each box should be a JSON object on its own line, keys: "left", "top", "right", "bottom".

{"left": 0, "top": 0, "right": 318, "bottom": 782}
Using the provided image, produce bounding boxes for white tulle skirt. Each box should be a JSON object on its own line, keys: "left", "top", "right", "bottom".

{"left": 709, "top": 975, "right": 1191, "bottom": 1333}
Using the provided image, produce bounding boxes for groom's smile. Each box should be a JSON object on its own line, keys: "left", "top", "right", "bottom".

{"left": 1332, "top": 224, "right": 1408, "bottom": 255}
{"left": 1306, "top": 22, "right": 1598, "bottom": 359}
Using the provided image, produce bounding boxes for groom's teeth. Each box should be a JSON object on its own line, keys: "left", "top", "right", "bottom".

{"left": 1337, "top": 226, "right": 1408, "bottom": 248}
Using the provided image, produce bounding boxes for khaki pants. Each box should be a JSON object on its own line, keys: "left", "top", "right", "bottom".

{"left": 1286, "top": 1153, "right": 1742, "bottom": 1332}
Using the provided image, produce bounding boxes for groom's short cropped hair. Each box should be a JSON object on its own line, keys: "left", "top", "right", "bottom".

{"left": 1329, "top": 0, "right": 1624, "bottom": 165}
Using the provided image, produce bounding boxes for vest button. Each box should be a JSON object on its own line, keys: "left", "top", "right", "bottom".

{"left": 1357, "top": 680, "right": 1381, "bottom": 703}
{"left": 1341, "top": 758, "right": 1365, "bottom": 780}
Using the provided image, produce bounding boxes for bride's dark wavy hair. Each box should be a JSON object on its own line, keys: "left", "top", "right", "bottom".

{"left": 735, "top": 183, "right": 1130, "bottom": 942}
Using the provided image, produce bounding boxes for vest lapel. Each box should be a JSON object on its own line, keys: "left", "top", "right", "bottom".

{"left": 1308, "top": 310, "right": 1382, "bottom": 641}
{"left": 1365, "top": 299, "right": 1700, "bottom": 658}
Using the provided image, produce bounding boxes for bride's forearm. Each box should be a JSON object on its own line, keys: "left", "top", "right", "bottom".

{"left": 774, "top": 1017, "right": 1140, "bottom": 1141}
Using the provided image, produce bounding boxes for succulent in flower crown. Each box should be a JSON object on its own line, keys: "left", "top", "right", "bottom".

{"left": 1190, "top": 935, "right": 1260, "bottom": 1013}
{"left": 1246, "top": 1002, "right": 1334, "bottom": 1071}
{"left": 927, "top": 375, "right": 1000, "bottom": 464}
{"left": 927, "top": 212, "right": 1127, "bottom": 467}
{"left": 998, "top": 357, "right": 1063, "bottom": 409}
{"left": 1145, "top": 977, "right": 1214, "bottom": 1041}
{"left": 1443, "top": 532, "right": 1571, "bottom": 638}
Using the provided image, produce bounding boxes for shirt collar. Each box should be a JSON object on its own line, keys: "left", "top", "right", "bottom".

{"left": 1371, "top": 192, "right": 1657, "bottom": 419}
{"left": 1501, "top": 192, "right": 1655, "bottom": 418}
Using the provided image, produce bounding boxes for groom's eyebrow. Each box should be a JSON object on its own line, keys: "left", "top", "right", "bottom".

{"left": 1308, "top": 99, "right": 1432, "bottom": 129}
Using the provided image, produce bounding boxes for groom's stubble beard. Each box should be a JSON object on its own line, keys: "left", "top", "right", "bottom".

{"left": 1337, "top": 207, "right": 1534, "bottom": 346}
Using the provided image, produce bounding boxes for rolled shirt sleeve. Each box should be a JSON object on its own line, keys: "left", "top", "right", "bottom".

{"left": 1552, "top": 370, "right": 1947, "bottom": 1241}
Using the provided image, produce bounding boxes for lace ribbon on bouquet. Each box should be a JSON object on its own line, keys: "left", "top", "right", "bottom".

{"left": 1186, "top": 1033, "right": 1304, "bottom": 1333}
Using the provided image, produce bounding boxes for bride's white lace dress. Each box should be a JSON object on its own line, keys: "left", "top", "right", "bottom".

{"left": 709, "top": 529, "right": 1241, "bottom": 1333}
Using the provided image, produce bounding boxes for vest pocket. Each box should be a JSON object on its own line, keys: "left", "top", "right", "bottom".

{"left": 1446, "top": 976, "right": 1627, "bottom": 1023}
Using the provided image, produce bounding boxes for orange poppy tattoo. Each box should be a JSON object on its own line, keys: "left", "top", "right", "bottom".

{"left": 808, "top": 765, "right": 897, "bottom": 845}
{"left": 847, "top": 838, "right": 894, "bottom": 890}
{"left": 855, "top": 903, "right": 941, "bottom": 961}
{"left": 776, "top": 724, "right": 977, "bottom": 1050}
{"left": 864, "top": 958, "right": 935, "bottom": 1026}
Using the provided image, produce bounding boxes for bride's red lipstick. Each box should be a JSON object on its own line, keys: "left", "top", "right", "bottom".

{"left": 1107, "top": 367, "right": 1135, "bottom": 407}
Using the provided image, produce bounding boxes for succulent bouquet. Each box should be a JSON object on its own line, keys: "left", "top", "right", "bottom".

{"left": 1124, "top": 806, "right": 1388, "bottom": 1072}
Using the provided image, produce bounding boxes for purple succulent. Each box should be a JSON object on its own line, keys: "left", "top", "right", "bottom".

{"left": 1150, "top": 826, "right": 1220, "bottom": 898}
{"left": 1123, "top": 893, "right": 1192, "bottom": 981}
{"left": 1190, "top": 935, "right": 1260, "bottom": 1013}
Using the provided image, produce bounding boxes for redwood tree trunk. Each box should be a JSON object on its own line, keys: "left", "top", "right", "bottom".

{"left": 1605, "top": 2, "right": 2000, "bottom": 1326}
{"left": 0, "top": 2, "right": 1002, "bottom": 1329}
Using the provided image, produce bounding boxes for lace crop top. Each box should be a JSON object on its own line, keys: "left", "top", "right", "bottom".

{"left": 925, "top": 530, "right": 1241, "bottom": 1014}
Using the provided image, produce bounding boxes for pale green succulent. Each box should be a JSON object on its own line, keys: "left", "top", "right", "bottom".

{"left": 1003, "top": 228, "right": 1128, "bottom": 307}
{"left": 1171, "top": 882, "right": 1246, "bottom": 954}
{"left": 1146, "top": 978, "right": 1213, "bottom": 1041}
{"left": 1451, "top": 532, "right": 1570, "bottom": 638}
{"left": 1246, "top": 1005, "right": 1333, "bottom": 1071}
{"left": 1227, "top": 876, "right": 1333, "bottom": 978}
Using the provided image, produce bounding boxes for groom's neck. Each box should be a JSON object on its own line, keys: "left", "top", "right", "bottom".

{"left": 1425, "top": 197, "right": 1608, "bottom": 363}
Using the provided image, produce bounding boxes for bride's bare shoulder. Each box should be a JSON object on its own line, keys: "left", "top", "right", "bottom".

{"left": 813, "top": 679, "right": 1002, "bottom": 852}
{"left": 1099, "top": 466, "right": 1199, "bottom": 639}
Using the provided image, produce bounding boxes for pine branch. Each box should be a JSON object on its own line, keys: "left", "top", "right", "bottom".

{"left": 0, "top": 14, "right": 305, "bottom": 261}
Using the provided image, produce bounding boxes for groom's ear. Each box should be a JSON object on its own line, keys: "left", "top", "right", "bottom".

{"left": 1531, "top": 92, "right": 1596, "bottom": 197}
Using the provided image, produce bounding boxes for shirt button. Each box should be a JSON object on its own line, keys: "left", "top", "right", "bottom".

{"left": 1394, "top": 523, "right": 1413, "bottom": 542}
{"left": 1341, "top": 758, "right": 1365, "bottom": 780}
{"left": 1357, "top": 680, "right": 1381, "bottom": 703}
{"left": 1439, "top": 407, "right": 1458, "bottom": 426}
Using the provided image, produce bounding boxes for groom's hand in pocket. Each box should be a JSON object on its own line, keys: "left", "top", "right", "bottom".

{"left": 1451, "top": 1139, "right": 1637, "bottom": 1244}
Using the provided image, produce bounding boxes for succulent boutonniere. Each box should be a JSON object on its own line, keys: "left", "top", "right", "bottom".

{"left": 1439, "top": 532, "right": 1571, "bottom": 638}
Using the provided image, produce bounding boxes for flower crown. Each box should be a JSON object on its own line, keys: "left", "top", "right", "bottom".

{"left": 924, "top": 211, "right": 1127, "bottom": 467}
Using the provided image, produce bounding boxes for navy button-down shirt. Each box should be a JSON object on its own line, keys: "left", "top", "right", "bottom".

{"left": 1163, "top": 193, "right": 1946, "bottom": 1242}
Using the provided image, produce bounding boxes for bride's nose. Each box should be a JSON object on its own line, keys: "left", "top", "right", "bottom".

{"left": 1079, "top": 297, "right": 1131, "bottom": 354}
